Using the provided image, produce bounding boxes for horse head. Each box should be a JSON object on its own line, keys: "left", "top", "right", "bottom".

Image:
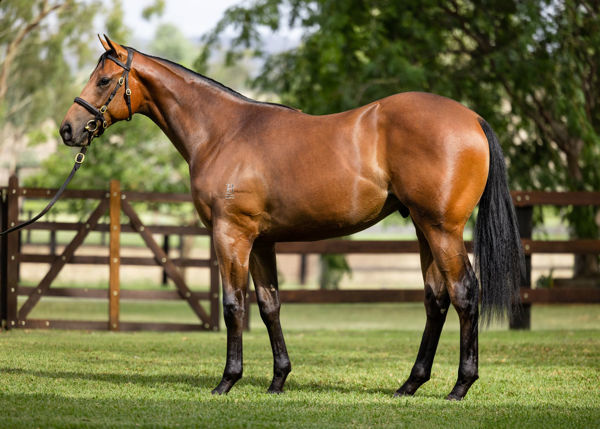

{"left": 59, "top": 35, "right": 141, "bottom": 146}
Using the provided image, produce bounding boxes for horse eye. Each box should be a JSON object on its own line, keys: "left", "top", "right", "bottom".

{"left": 98, "top": 77, "right": 111, "bottom": 87}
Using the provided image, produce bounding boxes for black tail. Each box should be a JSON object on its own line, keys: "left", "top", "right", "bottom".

{"left": 475, "top": 118, "right": 525, "bottom": 324}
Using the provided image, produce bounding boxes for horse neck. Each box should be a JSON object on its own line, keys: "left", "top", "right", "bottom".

{"left": 135, "top": 54, "right": 247, "bottom": 163}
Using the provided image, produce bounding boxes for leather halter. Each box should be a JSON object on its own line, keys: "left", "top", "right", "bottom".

{"left": 74, "top": 47, "right": 134, "bottom": 140}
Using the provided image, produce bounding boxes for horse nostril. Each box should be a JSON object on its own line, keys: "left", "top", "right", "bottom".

{"left": 60, "top": 123, "right": 72, "bottom": 142}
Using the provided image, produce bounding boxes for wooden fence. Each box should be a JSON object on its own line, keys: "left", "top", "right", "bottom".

{"left": 0, "top": 176, "right": 219, "bottom": 332}
{"left": 1, "top": 175, "right": 600, "bottom": 332}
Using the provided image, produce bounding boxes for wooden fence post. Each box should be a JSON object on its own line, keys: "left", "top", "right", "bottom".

{"left": 161, "top": 234, "right": 169, "bottom": 286}
{"left": 49, "top": 230, "right": 56, "bottom": 255}
{"left": 511, "top": 205, "right": 532, "bottom": 330}
{"left": 1, "top": 186, "right": 7, "bottom": 329}
{"left": 209, "top": 236, "right": 220, "bottom": 331}
{"left": 299, "top": 254, "right": 307, "bottom": 285}
{"left": 109, "top": 180, "right": 121, "bottom": 331}
{"left": 4, "top": 175, "right": 20, "bottom": 329}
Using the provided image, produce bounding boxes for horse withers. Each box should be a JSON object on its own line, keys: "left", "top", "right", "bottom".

{"left": 60, "top": 35, "right": 524, "bottom": 400}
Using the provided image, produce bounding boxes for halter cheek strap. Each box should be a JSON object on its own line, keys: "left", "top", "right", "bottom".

{"left": 74, "top": 47, "right": 134, "bottom": 140}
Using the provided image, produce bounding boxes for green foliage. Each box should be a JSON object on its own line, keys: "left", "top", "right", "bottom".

{"left": 319, "top": 253, "right": 351, "bottom": 289}
{"left": 536, "top": 269, "right": 555, "bottom": 289}
{"left": 149, "top": 23, "right": 196, "bottom": 67}
{"left": 141, "top": 0, "right": 165, "bottom": 20}
{"left": 104, "top": 0, "right": 130, "bottom": 43}
{"left": 0, "top": 0, "right": 101, "bottom": 129}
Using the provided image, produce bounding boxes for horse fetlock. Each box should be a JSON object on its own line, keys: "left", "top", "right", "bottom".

{"left": 274, "top": 359, "right": 291, "bottom": 378}
{"left": 458, "top": 368, "right": 479, "bottom": 386}
{"left": 394, "top": 380, "right": 420, "bottom": 397}
{"left": 409, "top": 363, "right": 431, "bottom": 383}
{"left": 224, "top": 365, "right": 243, "bottom": 383}
{"left": 268, "top": 369, "right": 290, "bottom": 394}
{"left": 395, "top": 372, "right": 430, "bottom": 397}
{"left": 447, "top": 371, "right": 479, "bottom": 401}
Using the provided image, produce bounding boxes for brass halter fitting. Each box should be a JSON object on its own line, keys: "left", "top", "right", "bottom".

{"left": 85, "top": 119, "right": 100, "bottom": 132}
{"left": 73, "top": 47, "right": 134, "bottom": 140}
{"left": 74, "top": 152, "right": 86, "bottom": 164}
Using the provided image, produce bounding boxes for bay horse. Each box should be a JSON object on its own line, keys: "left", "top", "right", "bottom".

{"left": 60, "top": 36, "right": 523, "bottom": 400}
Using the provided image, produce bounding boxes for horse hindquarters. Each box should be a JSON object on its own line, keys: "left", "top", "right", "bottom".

{"left": 395, "top": 118, "right": 524, "bottom": 400}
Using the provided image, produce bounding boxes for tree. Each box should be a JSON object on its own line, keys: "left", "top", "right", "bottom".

{"left": 149, "top": 23, "right": 196, "bottom": 67}
{"left": 0, "top": 0, "right": 101, "bottom": 174}
{"left": 198, "top": 0, "right": 600, "bottom": 278}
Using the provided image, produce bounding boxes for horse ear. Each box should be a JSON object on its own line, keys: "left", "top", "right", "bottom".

{"left": 98, "top": 34, "right": 111, "bottom": 51}
{"left": 103, "top": 34, "right": 127, "bottom": 59}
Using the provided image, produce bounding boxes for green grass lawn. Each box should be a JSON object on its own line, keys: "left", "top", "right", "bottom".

{"left": 1, "top": 304, "right": 599, "bottom": 428}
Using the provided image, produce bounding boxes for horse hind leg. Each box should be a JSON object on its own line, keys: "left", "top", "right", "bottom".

{"left": 395, "top": 224, "right": 450, "bottom": 397}
{"left": 420, "top": 223, "right": 479, "bottom": 400}
{"left": 249, "top": 242, "right": 292, "bottom": 393}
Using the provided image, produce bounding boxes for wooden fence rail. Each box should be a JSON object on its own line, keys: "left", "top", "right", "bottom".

{"left": 1, "top": 175, "right": 600, "bottom": 332}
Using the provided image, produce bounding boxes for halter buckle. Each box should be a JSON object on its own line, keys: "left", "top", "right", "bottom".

{"left": 118, "top": 76, "right": 124, "bottom": 85}
{"left": 75, "top": 152, "right": 85, "bottom": 164}
{"left": 99, "top": 105, "right": 107, "bottom": 113}
{"left": 125, "top": 88, "right": 131, "bottom": 96}
{"left": 103, "top": 120, "right": 108, "bottom": 129}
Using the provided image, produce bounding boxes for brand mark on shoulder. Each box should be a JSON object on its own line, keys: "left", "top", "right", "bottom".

{"left": 225, "top": 183, "right": 235, "bottom": 199}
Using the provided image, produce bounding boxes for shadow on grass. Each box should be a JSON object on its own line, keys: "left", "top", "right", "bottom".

{"left": 0, "top": 366, "right": 399, "bottom": 396}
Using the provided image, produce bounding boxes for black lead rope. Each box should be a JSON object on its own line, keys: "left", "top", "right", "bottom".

{"left": 0, "top": 146, "right": 87, "bottom": 236}
{"left": 0, "top": 48, "right": 134, "bottom": 236}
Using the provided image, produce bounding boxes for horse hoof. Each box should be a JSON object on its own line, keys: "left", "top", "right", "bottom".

{"left": 211, "top": 383, "right": 230, "bottom": 395}
{"left": 445, "top": 393, "right": 463, "bottom": 401}
{"left": 393, "top": 389, "right": 414, "bottom": 398}
{"left": 267, "top": 388, "right": 284, "bottom": 394}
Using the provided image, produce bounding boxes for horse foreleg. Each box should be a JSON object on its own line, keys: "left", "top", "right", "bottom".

{"left": 396, "top": 226, "right": 450, "bottom": 396}
{"left": 211, "top": 221, "right": 253, "bottom": 395}
{"left": 250, "top": 242, "right": 291, "bottom": 393}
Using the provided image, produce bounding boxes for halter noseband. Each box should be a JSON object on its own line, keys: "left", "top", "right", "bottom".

{"left": 74, "top": 47, "right": 134, "bottom": 141}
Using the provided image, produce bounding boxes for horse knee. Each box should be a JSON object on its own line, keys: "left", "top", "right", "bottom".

{"left": 409, "top": 362, "right": 431, "bottom": 382}
{"left": 223, "top": 295, "right": 245, "bottom": 326}
{"left": 259, "top": 302, "right": 280, "bottom": 324}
